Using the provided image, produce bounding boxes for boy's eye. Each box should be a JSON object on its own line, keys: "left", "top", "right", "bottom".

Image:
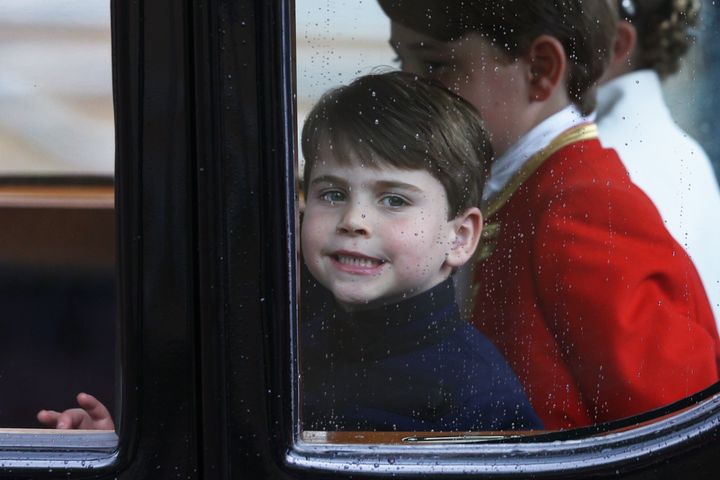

{"left": 394, "top": 53, "right": 449, "bottom": 78}
{"left": 320, "top": 190, "right": 346, "bottom": 204}
{"left": 421, "top": 60, "right": 449, "bottom": 76}
{"left": 380, "top": 195, "right": 408, "bottom": 208}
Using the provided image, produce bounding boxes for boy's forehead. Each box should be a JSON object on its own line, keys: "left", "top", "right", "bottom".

{"left": 391, "top": 21, "right": 474, "bottom": 56}
{"left": 389, "top": 21, "right": 442, "bottom": 50}
{"left": 308, "top": 150, "right": 439, "bottom": 185}
{"left": 390, "top": 22, "right": 510, "bottom": 62}
{"left": 310, "top": 146, "right": 377, "bottom": 170}
{"left": 310, "top": 150, "right": 401, "bottom": 177}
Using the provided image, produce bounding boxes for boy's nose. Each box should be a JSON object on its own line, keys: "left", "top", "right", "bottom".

{"left": 336, "top": 204, "right": 372, "bottom": 236}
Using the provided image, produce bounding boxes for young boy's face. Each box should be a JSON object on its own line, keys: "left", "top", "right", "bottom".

{"left": 390, "top": 22, "right": 534, "bottom": 156}
{"left": 301, "top": 153, "right": 459, "bottom": 311}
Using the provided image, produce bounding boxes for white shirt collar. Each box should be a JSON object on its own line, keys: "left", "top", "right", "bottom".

{"left": 482, "top": 104, "right": 594, "bottom": 203}
{"left": 596, "top": 69, "right": 668, "bottom": 123}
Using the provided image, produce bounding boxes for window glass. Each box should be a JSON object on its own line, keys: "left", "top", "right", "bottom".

{"left": 295, "top": 0, "right": 720, "bottom": 443}
{"left": 0, "top": 0, "right": 116, "bottom": 437}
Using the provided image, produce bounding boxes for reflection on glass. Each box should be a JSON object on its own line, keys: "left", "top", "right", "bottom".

{"left": 0, "top": 0, "right": 115, "bottom": 435}
{"left": 296, "top": 0, "right": 720, "bottom": 441}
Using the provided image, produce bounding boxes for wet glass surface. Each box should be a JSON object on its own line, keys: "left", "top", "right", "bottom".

{"left": 295, "top": 0, "right": 720, "bottom": 441}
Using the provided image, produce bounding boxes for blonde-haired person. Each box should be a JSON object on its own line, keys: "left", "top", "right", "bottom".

{"left": 597, "top": 0, "right": 720, "bottom": 327}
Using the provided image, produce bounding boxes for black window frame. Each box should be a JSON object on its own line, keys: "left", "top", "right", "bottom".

{"left": 1, "top": 0, "right": 719, "bottom": 478}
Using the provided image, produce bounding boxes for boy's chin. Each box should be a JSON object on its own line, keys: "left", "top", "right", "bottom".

{"left": 334, "top": 296, "right": 379, "bottom": 312}
{"left": 332, "top": 291, "right": 390, "bottom": 312}
{"left": 332, "top": 289, "right": 416, "bottom": 312}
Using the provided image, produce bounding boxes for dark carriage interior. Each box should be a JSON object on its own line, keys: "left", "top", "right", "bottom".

{"left": 0, "top": 178, "right": 115, "bottom": 428}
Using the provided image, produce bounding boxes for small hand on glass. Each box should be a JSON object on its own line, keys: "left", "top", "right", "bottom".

{"left": 37, "top": 392, "right": 115, "bottom": 430}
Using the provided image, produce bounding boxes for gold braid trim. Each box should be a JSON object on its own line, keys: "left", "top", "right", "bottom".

{"left": 483, "top": 123, "right": 599, "bottom": 218}
{"left": 472, "top": 123, "right": 599, "bottom": 266}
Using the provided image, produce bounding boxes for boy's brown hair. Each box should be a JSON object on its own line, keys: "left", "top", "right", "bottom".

{"left": 378, "top": 0, "right": 618, "bottom": 115}
{"left": 301, "top": 71, "right": 492, "bottom": 218}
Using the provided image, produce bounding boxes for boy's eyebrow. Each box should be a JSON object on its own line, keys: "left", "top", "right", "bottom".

{"left": 388, "top": 38, "right": 443, "bottom": 53}
{"left": 309, "top": 174, "right": 347, "bottom": 186}
{"left": 310, "top": 175, "right": 423, "bottom": 193}
{"left": 374, "top": 180, "right": 423, "bottom": 193}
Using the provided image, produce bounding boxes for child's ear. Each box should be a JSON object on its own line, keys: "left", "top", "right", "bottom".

{"left": 445, "top": 207, "right": 483, "bottom": 269}
{"left": 526, "top": 34, "right": 567, "bottom": 103}
{"left": 605, "top": 20, "right": 637, "bottom": 80}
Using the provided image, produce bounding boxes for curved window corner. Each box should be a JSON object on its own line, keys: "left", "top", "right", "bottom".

{"left": 285, "top": 389, "right": 720, "bottom": 477}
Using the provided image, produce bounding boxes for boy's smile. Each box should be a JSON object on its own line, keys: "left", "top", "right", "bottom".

{"left": 330, "top": 251, "right": 386, "bottom": 274}
{"left": 301, "top": 154, "right": 459, "bottom": 311}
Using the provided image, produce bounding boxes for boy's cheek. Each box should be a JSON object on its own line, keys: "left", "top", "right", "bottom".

{"left": 299, "top": 220, "right": 321, "bottom": 262}
{"left": 301, "top": 219, "right": 336, "bottom": 269}
{"left": 300, "top": 211, "right": 325, "bottom": 236}
{"left": 386, "top": 220, "right": 436, "bottom": 243}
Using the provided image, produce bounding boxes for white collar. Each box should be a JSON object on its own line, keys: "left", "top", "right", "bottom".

{"left": 483, "top": 104, "right": 594, "bottom": 203}
{"left": 596, "top": 69, "right": 666, "bottom": 121}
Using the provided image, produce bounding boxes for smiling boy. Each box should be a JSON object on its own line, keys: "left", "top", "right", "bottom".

{"left": 300, "top": 71, "right": 541, "bottom": 431}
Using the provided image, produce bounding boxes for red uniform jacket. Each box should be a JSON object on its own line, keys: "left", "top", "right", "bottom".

{"left": 472, "top": 125, "right": 720, "bottom": 430}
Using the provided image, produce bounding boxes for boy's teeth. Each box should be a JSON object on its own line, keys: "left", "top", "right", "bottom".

{"left": 337, "top": 255, "right": 380, "bottom": 267}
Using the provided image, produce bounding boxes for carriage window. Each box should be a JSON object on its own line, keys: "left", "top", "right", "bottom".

{"left": 0, "top": 0, "right": 116, "bottom": 443}
{"left": 295, "top": 0, "right": 720, "bottom": 445}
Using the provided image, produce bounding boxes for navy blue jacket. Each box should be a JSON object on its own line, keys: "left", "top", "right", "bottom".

{"left": 301, "top": 279, "right": 542, "bottom": 431}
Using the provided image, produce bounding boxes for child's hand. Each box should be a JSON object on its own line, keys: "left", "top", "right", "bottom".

{"left": 36, "top": 392, "right": 115, "bottom": 430}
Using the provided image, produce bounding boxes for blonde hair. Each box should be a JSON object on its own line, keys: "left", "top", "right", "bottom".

{"left": 622, "top": 0, "right": 701, "bottom": 78}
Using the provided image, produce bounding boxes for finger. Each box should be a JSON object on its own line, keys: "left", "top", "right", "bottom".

{"left": 76, "top": 392, "right": 111, "bottom": 422}
{"left": 75, "top": 392, "right": 100, "bottom": 411}
{"left": 56, "top": 409, "right": 89, "bottom": 429}
{"left": 36, "top": 410, "right": 61, "bottom": 427}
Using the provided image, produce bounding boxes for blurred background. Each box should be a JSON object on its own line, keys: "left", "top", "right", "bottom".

{"left": 0, "top": 0, "right": 113, "bottom": 176}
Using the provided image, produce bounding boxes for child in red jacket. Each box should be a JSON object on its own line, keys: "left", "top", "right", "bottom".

{"left": 380, "top": 0, "right": 720, "bottom": 429}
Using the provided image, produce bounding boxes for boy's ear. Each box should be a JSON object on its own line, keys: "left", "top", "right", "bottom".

{"left": 526, "top": 35, "right": 567, "bottom": 103}
{"left": 605, "top": 20, "right": 637, "bottom": 80}
{"left": 445, "top": 207, "right": 483, "bottom": 269}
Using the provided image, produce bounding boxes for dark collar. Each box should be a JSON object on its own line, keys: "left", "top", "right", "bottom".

{"left": 340, "top": 278, "right": 456, "bottom": 326}
{"left": 305, "top": 279, "right": 460, "bottom": 361}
